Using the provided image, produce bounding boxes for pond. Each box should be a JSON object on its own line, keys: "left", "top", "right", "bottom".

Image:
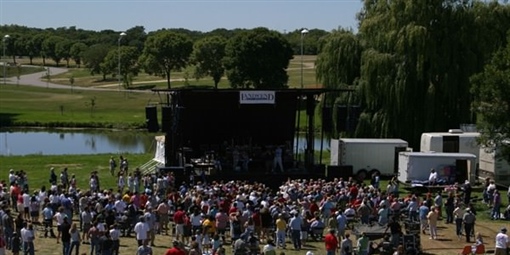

{"left": 0, "top": 129, "right": 330, "bottom": 156}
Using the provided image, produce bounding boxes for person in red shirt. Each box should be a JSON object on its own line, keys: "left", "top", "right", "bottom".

{"left": 164, "top": 240, "right": 186, "bottom": 255}
{"left": 324, "top": 228, "right": 339, "bottom": 255}
{"left": 173, "top": 207, "right": 186, "bottom": 243}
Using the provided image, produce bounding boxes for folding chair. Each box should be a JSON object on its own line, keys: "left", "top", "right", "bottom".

{"left": 474, "top": 244, "right": 485, "bottom": 255}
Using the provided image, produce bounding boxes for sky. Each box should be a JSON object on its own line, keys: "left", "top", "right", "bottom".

{"left": 0, "top": 0, "right": 362, "bottom": 33}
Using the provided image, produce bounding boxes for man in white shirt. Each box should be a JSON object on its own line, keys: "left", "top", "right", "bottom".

{"left": 20, "top": 223, "right": 35, "bottom": 255}
{"left": 429, "top": 169, "right": 438, "bottom": 185}
{"left": 495, "top": 227, "right": 509, "bottom": 255}
{"left": 134, "top": 216, "right": 149, "bottom": 246}
{"left": 109, "top": 223, "right": 121, "bottom": 255}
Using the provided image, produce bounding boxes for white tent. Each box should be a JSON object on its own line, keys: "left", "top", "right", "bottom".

{"left": 154, "top": 136, "right": 166, "bottom": 164}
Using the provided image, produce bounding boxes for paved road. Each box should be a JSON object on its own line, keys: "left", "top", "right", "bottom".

{"left": 5, "top": 66, "right": 127, "bottom": 92}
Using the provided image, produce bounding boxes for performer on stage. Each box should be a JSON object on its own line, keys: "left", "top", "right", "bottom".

{"left": 273, "top": 146, "right": 284, "bottom": 173}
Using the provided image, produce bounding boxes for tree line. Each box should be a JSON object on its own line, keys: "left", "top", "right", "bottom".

{"left": 0, "top": 25, "right": 328, "bottom": 88}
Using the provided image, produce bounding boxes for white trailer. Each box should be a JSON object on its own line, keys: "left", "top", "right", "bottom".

{"left": 420, "top": 129, "right": 480, "bottom": 162}
{"left": 330, "top": 138, "right": 409, "bottom": 180}
{"left": 479, "top": 146, "right": 510, "bottom": 186}
{"left": 398, "top": 152, "right": 476, "bottom": 184}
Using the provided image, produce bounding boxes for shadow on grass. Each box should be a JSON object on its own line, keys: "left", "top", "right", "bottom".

{"left": 0, "top": 113, "right": 20, "bottom": 126}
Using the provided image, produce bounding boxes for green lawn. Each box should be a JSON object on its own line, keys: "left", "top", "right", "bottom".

{"left": 0, "top": 84, "right": 154, "bottom": 128}
{"left": 0, "top": 153, "right": 153, "bottom": 192}
{"left": 0, "top": 65, "right": 46, "bottom": 78}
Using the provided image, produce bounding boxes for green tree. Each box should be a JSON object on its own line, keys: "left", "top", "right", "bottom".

{"left": 471, "top": 34, "right": 510, "bottom": 158}
{"left": 82, "top": 44, "right": 110, "bottom": 80}
{"left": 139, "top": 30, "right": 193, "bottom": 89}
{"left": 42, "top": 36, "right": 64, "bottom": 66}
{"left": 315, "top": 0, "right": 510, "bottom": 147}
{"left": 56, "top": 39, "right": 73, "bottom": 67}
{"left": 223, "top": 27, "right": 293, "bottom": 89}
{"left": 32, "top": 33, "right": 47, "bottom": 66}
{"left": 101, "top": 46, "right": 140, "bottom": 88}
{"left": 191, "top": 36, "right": 227, "bottom": 89}
{"left": 70, "top": 42, "right": 88, "bottom": 68}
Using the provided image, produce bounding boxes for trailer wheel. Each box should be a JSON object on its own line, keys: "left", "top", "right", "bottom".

{"left": 356, "top": 169, "right": 368, "bottom": 181}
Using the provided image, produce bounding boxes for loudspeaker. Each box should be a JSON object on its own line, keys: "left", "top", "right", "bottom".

{"left": 145, "top": 106, "right": 159, "bottom": 132}
{"left": 161, "top": 106, "right": 172, "bottom": 132}
{"left": 322, "top": 107, "right": 333, "bottom": 132}
{"left": 306, "top": 96, "right": 315, "bottom": 115}
{"left": 326, "top": 165, "right": 353, "bottom": 179}
{"left": 336, "top": 105, "right": 348, "bottom": 132}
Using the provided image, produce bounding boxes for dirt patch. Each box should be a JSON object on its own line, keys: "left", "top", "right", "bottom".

{"left": 419, "top": 220, "right": 501, "bottom": 254}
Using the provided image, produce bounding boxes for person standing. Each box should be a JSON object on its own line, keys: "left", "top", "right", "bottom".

{"left": 288, "top": 211, "right": 302, "bottom": 251}
{"left": 136, "top": 239, "right": 153, "bottom": 255}
{"left": 426, "top": 206, "right": 438, "bottom": 240}
{"left": 336, "top": 211, "right": 347, "bottom": 240}
{"left": 418, "top": 202, "right": 429, "bottom": 234}
{"left": 492, "top": 190, "right": 502, "bottom": 220}
{"left": 275, "top": 214, "right": 287, "bottom": 249}
{"left": 356, "top": 232, "right": 369, "bottom": 255}
{"left": 463, "top": 208, "right": 476, "bottom": 243}
{"left": 324, "top": 229, "right": 339, "bottom": 255}
{"left": 434, "top": 191, "right": 443, "bottom": 220}
{"left": 444, "top": 192, "right": 455, "bottom": 224}
{"left": 109, "top": 156, "right": 117, "bottom": 177}
{"left": 134, "top": 216, "right": 150, "bottom": 246}
{"left": 453, "top": 204, "right": 465, "bottom": 239}
{"left": 385, "top": 217, "right": 402, "bottom": 247}
{"left": 272, "top": 146, "right": 284, "bottom": 173}
{"left": 69, "top": 223, "right": 81, "bottom": 255}
{"left": 109, "top": 224, "right": 121, "bottom": 255}
{"left": 1, "top": 209, "right": 13, "bottom": 250}
{"left": 495, "top": 227, "right": 509, "bottom": 255}
{"left": 340, "top": 233, "right": 353, "bottom": 255}
{"left": 61, "top": 217, "right": 71, "bottom": 255}
{"left": 20, "top": 223, "right": 35, "bottom": 255}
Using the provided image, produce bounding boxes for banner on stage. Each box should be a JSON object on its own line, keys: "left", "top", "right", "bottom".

{"left": 239, "top": 91, "right": 275, "bottom": 104}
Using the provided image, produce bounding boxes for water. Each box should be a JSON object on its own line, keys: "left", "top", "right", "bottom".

{"left": 0, "top": 129, "right": 329, "bottom": 156}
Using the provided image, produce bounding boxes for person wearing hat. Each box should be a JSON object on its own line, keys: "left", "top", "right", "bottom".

{"left": 495, "top": 227, "right": 509, "bottom": 255}
{"left": 462, "top": 207, "right": 476, "bottom": 243}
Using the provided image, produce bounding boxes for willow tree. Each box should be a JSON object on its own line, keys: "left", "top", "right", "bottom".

{"left": 316, "top": 30, "right": 363, "bottom": 137}
{"left": 357, "top": 0, "right": 509, "bottom": 146}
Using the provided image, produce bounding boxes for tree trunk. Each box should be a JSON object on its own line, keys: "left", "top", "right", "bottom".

{"left": 12, "top": 55, "right": 16, "bottom": 64}
{"left": 66, "top": 59, "right": 69, "bottom": 68}
{"left": 166, "top": 70, "right": 171, "bottom": 89}
{"left": 29, "top": 56, "right": 33, "bottom": 65}
{"left": 42, "top": 57, "right": 46, "bottom": 66}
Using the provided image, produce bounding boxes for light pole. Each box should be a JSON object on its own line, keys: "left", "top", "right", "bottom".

{"left": 300, "top": 29, "right": 308, "bottom": 89}
{"left": 3, "top": 34, "right": 10, "bottom": 85}
{"left": 118, "top": 32, "right": 126, "bottom": 91}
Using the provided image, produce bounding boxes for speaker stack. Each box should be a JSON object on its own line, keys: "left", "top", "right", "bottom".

{"left": 403, "top": 221, "right": 421, "bottom": 253}
{"left": 145, "top": 106, "right": 159, "bottom": 132}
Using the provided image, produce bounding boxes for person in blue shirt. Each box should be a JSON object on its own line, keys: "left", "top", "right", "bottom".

{"left": 42, "top": 203, "right": 56, "bottom": 238}
{"left": 407, "top": 197, "right": 418, "bottom": 222}
{"left": 288, "top": 211, "right": 302, "bottom": 250}
{"left": 336, "top": 211, "right": 347, "bottom": 240}
{"left": 418, "top": 202, "right": 430, "bottom": 234}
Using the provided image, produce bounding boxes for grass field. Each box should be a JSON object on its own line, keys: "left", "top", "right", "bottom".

{"left": 0, "top": 65, "right": 46, "bottom": 78}
{"left": 0, "top": 84, "right": 154, "bottom": 128}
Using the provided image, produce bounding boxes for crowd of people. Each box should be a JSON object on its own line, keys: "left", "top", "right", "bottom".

{"left": 0, "top": 160, "right": 509, "bottom": 255}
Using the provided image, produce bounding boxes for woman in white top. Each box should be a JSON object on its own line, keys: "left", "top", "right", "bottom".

{"left": 69, "top": 223, "right": 81, "bottom": 255}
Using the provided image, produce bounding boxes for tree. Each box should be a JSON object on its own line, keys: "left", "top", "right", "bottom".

{"left": 101, "top": 46, "right": 140, "bottom": 88}
{"left": 55, "top": 39, "right": 73, "bottom": 67}
{"left": 315, "top": 0, "right": 510, "bottom": 147}
{"left": 82, "top": 44, "right": 110, "bottom": 79}
{"left": 223, "top": 27, "right": 293, "bottom": 89}
{"left": 125, "top": 26, "right": 147, "bottom": 52}
{"left": 31, "top": 33, "right": 47, "bottom": 66}
{"left": 471, "top": 34, "right": 510, "bottom": 159}
{"left": 139, "top": 30, "right": 193, "bottom": 89}
{"left": 70, "top": 42, "right": 88, "bottom": 68}
{"left": 191, "top": 36, "right": 227, "bottom": 89}
{"left": 42, "top": 36, "right": 64, "bottom": 66}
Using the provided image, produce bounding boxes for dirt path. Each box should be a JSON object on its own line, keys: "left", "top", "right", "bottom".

{"left": 420, "top": 219, "right": 500, "bottom": 254}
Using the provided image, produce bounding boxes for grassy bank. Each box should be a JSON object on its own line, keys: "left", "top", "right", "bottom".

{"left": 0, "top": 153, "right": 153, "bottom": 191}
{"left": 0, "top": 85, "right": 154, "bottom": 128}
{"left": 0, "top": 65, "right": 46, "bottom": 78}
